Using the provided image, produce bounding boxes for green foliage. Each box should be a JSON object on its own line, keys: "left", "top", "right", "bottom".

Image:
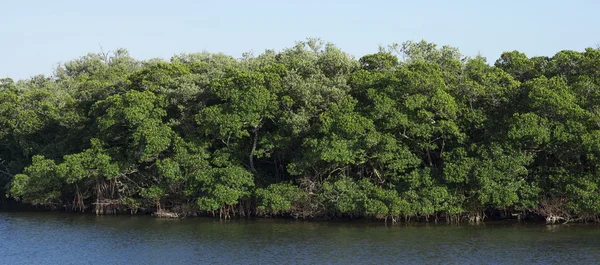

{"left": 194, "top": 150, "right": 254, "bottom": 211}
{"left": 9, "top": 156, "right": 62, "bottom": 204}
{"left": 319, "top": 177, "right": 409, "bottom": 216}
{"left": 359, "top": 52, "right": 399, "bottom": 71}
{"left": 57, "top": 139, "right": 120, "bottom": 184}
{"left": 5, "top": 41, "right": 600, "bottom": 222}
{"left": 140, "top": 186, "right": 165, "bottom": 202}
{"left": 256, "top": 182, "right": 307, "bottom": 213}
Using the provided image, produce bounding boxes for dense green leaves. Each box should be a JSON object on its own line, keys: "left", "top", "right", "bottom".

{"left": 256, "top": 182, "right": 307, "bottom": 214}
{"left": 4, "top": 41, "right": 600, "bottom": 223}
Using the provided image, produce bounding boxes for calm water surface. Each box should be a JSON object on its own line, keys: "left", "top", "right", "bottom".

{"left": 1, "top": 212, "right": 599, "bottom": 264}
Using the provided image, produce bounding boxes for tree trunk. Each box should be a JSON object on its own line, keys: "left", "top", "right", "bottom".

{"left": 249, "top": 128, "right": 258, "bottom": 172}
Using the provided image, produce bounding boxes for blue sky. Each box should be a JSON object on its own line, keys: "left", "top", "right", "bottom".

{"left": 1, "top": 0, "right": 598, "bottom": 80}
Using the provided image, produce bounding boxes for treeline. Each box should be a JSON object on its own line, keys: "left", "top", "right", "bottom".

{"left": 2, "top": 39, "right": 600, "bottom": 223}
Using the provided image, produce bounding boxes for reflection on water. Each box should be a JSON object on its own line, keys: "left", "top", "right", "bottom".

{"left": 1, "top": 212, "right": 599, "bottom": 264}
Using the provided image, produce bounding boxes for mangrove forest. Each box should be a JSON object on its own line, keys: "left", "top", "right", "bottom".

{"left": 2, "top": 39, "right": 600, "bottom": 223}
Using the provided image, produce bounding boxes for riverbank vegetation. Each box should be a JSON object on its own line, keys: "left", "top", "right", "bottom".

{"left": 2, "top": 39, "right": 600, "bottom": 223}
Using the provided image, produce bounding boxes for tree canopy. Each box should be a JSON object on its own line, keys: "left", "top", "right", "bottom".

{"left": 3, "top": 39, "right": 600, "bottom": 223}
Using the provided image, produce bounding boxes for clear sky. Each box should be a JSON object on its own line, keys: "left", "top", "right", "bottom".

{"left": 1, "top": 0, "right": 598, "bottom": 80}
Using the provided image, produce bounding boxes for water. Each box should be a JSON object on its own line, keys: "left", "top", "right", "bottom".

{"left": 1, "top": 212, "right": 599, "bottom": 264}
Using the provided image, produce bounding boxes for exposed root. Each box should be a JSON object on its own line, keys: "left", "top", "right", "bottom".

{"left": 92, "top": 199, "right": 121, "bottom": 215}
{"left": 545, "top": 215, "right": 565, "bottom": 224}
{"left": 152, "top": 209, "right": 180, "bottom": 218}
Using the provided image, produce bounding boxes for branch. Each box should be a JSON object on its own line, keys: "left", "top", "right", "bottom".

{"left": 249, "top": 128, "right": 258, "bottom": 173}
{"left": 0, "top": 158, "right": 13, "bottom": 178}
{"left": 0, "top": 168, "right": 13, "bottom": 178}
